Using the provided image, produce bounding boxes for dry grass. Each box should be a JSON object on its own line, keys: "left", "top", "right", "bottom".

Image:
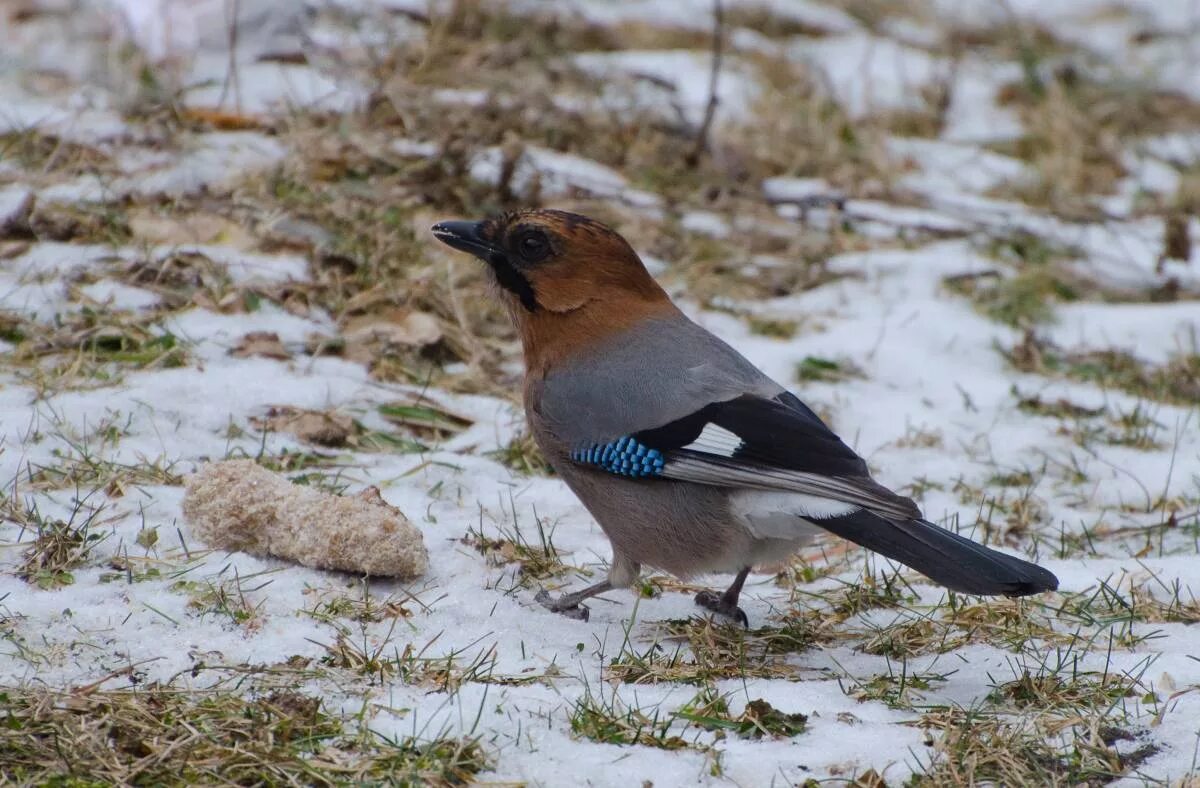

{"left": 1006, "top": 332, "right": 1200, "bottom": 407}
{"left": 0, "top": 686, "right": 487, "bottom": 786}
{"left": 16, "top": 498, "right": 110, "bottom": 590}
{"left": 0, "top": 130, "right": 113, "bottom": 182}
{"left": 995, "top": 80, "right": 1127, "bottom": 214}
{"left": 1, "top": 307, "right": 189, "bottom": 398}
{"left": 729, "top": 54, "right": 896, "bottom": 192}
{"left": 994, "top": 66, "right": 1200, "bottom": 216}
{"left": 606, "top": 612, "right": 832, "bottom": 685}
{"left": 914, "top": 707, "right": 1158, "bottom": 786}
{"left": 461, "top": 508, "right": 582, "bottom": 591}
{"left": 487, "top": 429, "right": 552, "bottom": 475}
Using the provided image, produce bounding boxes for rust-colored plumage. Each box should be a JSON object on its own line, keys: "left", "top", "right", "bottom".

{"left": 448, "top": 209, "right": 678, "bottom": 374}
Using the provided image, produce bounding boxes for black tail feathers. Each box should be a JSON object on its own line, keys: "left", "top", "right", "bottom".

{"left": 817, "top": 511, "right": 1058, "bottom": 596}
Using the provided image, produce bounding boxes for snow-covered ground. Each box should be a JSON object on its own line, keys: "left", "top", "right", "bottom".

{"left": 2, "top": 0, "right": 1199, "bottom": 784}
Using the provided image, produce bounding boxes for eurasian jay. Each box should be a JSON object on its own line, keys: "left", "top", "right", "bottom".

{"left": 433, "top": 209, "right": 1058, "bottom": 624}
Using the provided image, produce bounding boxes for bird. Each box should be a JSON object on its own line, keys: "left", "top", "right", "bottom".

{"left": 432, "top": 209, "right": 1059, "bottom": 625}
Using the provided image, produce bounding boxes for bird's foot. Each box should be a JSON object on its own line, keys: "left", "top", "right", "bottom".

{"left": 535, "top": 589, "right": 590, "bottom": 621}
{"left": 694, "top": 590, "right": 748, "bottom": 627}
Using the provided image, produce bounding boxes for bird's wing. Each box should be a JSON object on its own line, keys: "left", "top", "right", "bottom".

{"left": 567, "top": 391, "right": 921, "bottom": 521}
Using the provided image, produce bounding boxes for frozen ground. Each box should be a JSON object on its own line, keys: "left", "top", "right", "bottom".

{"left": 2, "top": 0, "right": 1199, "bottom": 785}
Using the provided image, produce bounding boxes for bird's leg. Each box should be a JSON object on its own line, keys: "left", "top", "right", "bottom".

{"left": 694, "top": 567, "right": 751, "bottom": 627}
{"left": 535, "top": 580, "right": 613, "bottom": 622}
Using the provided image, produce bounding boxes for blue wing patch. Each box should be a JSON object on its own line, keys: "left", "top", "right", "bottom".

{"left": 570, "top": 436, "right": 665, "bottom": 478}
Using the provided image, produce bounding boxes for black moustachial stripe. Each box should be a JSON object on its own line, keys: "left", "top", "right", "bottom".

{"left": 487, "top": 251, "right": 539, "bottom": 312}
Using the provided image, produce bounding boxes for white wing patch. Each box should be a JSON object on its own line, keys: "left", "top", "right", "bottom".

{"left": 734, "top": 490, "right": 857, "bottom": 520}
{"left": 661, "top": 456, "right": 921, "bottom": 521}
{"left": 683, "top": 423, "right": 743, "bottom": 457}
{"left": 730, "top": 490, "right": 858, "bottom": 540}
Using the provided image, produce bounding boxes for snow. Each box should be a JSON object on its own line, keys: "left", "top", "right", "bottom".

{"left": 1046, "top": 302, "right": 1200, "bottom": 365}
{"left": 925, "top": 0, "right": 1200, "bottom": 42}
{"left": 792, "top": 33, "right": 945, "bottom": 119}
{"left": 78, "top": 280, "right": 162, "bottom": 310}
{"left": 0, "top": 88, "right": 129, "bottom": 144}
{"left": 109, "top": 0, "right": 307, "bottom": 63}
{"left": 163, "top": 245, "right": 309, "bottom": 286}
{"left": 537, "top": 0, "right": 860, "bottom": 35}
{"left": 3, "top": 242, "right": 119, "bottom": 282}
{"left": 137, "top": 133, "right": 288, "bottom": 196}
{"left": 1143, "top": 131, "right": 1200, "bottom": 166}
{"left": 882, "top": 183, "right": 1200, "bottom": 295}
{"left": 3, "top": 0, "right": 1200, "bottom": 784}
{"left": 762, "top": 176, "right": 839, "bottom": 203}
{"left": 0, "top": 185, "right": 33, "bottom": 227}
{"left": 390, "top": 138, "right": 440, "bottom": 158}
{"left": 889, "top": 136, "right": 1031, "bottom": 196}
{"left": 1101, "top": 152, "right": 1184, "bottom": 216}
{"left": 925, "top": 0, "right": 1200, "bottom": 102}
{"left": 681, "top": 210, "right": 732, "bottom": 237}
{"left": 573, "top": 50, "right": 759, "bottom": 127}
{"left": 183, "top": 56, "right": 369, "bottom": 115}
{"left": 764, "top": 0, "right": 861, "bottom": 35}
{"left": 37, "top": 132, "right": 288, "bottom": 202}
{"left": 430, "top": 87, "right": 491, "bottom": 107}
{"left": 469, "top": 144, "right": 662, "bottom": 209}
{"left": 843, "top": 199, "right": 973, "bottom": 235}
{"left": 940, "top": 60, "right": 1027, "bottom": 144}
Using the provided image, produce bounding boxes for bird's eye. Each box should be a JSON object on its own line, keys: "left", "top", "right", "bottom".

{"left": 515, "top": 229, "right": 551, "bottom": 263}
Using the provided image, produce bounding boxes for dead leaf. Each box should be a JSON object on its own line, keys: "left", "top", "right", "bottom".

{"left": 230, "top": 331, "right": 291, "bottom": 361}
{"left": 341, "top": 308, "right": 443, "bottom": 348}
{"left": 178, "top": 107, "right": 265, "bottom": 131}
{"left": 253, "top": 406, "right": 356, "bottom": 447}
{"left": 128, "top": 210, "right": 253, "bottom": 248}
{"left": 853, "top": 769, "right": 888, "bottom": 788}
{"left": 0, "top": 240, "right": 31, "bottom": 259}
{"left": 263, "top": 215, "right": 332, "bottom": 250}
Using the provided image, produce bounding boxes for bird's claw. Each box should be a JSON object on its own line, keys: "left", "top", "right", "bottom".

{"left": 694, "top": 590, "right": 748, "bottom": 627}
{"left": 535, "top": 589, "right": 590, "bottom": 621}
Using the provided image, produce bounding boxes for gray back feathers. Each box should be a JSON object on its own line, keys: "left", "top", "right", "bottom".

{"left": 537, "top": 313, "right": 781, "bottom": 446}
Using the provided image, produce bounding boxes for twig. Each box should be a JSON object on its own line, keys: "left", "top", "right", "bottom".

{"left": 70, "top": 659, "right": 163, "bottom": 696}
{"left": 685, "top": 0, "right": 724, "bottom": 168}
{"left": 218, "top": 0, "right": 242, "bottom": 111}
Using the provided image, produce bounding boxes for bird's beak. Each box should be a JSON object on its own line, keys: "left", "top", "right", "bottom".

{"left": 431, "top": 220, "right": 497, "bottom": 261}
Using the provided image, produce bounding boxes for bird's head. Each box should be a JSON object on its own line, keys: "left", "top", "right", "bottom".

{"left": 432, "top": 209, "right": 666, "bottom": 313}
{"left": 432, "top": 209, "right": 674, "bottom": 367}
